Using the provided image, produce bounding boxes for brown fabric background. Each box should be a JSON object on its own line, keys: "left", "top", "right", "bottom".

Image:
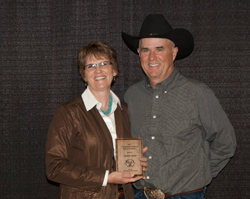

{"left": 0, "top": 0, "right": 249, "bottom": 198}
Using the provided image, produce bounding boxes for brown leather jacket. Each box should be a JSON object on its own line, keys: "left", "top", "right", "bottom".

{"left": 46, "top": 96, "right": 134, "bottom": 199}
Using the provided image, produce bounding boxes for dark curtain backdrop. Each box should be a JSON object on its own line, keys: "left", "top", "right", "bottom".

{"left": 1, "top": 0, "right": 249, "bottom": 198}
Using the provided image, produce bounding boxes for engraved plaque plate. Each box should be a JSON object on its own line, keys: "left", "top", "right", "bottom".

{"left": 116, "top": 138, "right": 143, "bottom": 175}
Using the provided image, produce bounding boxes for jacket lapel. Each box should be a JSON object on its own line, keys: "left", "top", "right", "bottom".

{"left": 92, "top": 108, "right": 114, "bottom": 151}
{"left": 91, "top": 106, "right": 125, "bottom": 151}
{"left": 115, "top": 106, "right": 124, "bottom": 138}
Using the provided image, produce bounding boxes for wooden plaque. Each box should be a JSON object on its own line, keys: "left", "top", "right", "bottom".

{"left": 116, "top": 138, "right": 143, "bottom": 176}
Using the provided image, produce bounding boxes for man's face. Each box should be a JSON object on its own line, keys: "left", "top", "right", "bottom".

{"left": 138, "top": 38, "right": 178, "bottom": 88}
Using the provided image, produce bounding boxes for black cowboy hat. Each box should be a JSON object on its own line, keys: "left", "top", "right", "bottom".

{"left": 122, "top": 14, "right": 194, "bottom": 60}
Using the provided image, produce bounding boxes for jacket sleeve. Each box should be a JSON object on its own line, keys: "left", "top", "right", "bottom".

{"left": 197, "top": 84, "right": 237, "bottom": 177}
{"left": 45, "top": 105, "right": 105, "bottom": 192}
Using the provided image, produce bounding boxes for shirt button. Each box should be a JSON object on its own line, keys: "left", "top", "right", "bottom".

{"left": 153, "top": 115, "right": 156, "bottom": 119}
{"left": 155, "top": 95, "right": 159, "bottom": 99}
{"left": 164, "top": 90, "right": 167, "bottom": 94}
{"left": 151, "top": 136, "right": 155, "bottom": 140}
{"left": 146, "top": 176, "right": 150, "bottom": 179}
{"left": 149, "top": 156, "right": 152, "bottom": 159}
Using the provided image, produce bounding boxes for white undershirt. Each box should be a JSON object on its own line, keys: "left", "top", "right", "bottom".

{"left": 81, "top": 87, "right": 121, "bottom": 186}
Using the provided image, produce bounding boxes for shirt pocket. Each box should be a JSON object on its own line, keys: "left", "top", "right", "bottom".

{"left": 160, "top": 112, "right": 192, "bottom": 138}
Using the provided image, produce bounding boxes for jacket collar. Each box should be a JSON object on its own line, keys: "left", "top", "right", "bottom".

{"left": 81, "top": 87, "right": 121, "bottom": 112}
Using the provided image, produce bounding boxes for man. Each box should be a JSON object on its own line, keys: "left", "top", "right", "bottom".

{"left": 122, "top": 14, "right": 236, "bottom": 199}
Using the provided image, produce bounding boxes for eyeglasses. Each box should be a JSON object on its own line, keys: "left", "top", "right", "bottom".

{"left": 85, "top": 61, "right": 112, "bottom": 71}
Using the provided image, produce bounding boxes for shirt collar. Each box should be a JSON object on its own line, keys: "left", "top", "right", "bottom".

{"left": 144, "top": 68, "right": 180, "bottom": 90}
{"left": 81, "top": 87, "right": 121, "bottom": 111}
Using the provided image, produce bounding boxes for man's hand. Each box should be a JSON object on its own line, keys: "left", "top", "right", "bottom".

{"left": 141, "top": 147, "right": 148, "bottom": 172}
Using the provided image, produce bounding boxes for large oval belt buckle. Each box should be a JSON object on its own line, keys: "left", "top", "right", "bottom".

{"left": 144, "top": 186, "right": 165, "bottom": 199}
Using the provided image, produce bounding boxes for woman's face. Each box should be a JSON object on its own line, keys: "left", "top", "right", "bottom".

{"left": 84, "top": 56, "right": 117, "bottom": 93}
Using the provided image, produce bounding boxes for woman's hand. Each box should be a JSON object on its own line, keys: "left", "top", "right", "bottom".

{"left": 107, "top": 146, "right": 148, "bottom": 184}
{"left": 107, "top": 171, "right": 145, "bottom": 184}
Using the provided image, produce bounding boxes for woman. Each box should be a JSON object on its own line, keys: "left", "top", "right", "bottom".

{"left": 46, "top": 41, "right": 147, "bottom": 199}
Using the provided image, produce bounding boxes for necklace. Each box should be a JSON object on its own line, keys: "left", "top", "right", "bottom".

{"left": 101, "top": 93, "right": 112, "bottom": 115}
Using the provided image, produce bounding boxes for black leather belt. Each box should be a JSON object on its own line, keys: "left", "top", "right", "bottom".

{"left": 119, "top": 187, "right": 204, "bottom": 198}
{"left": 118, "top": 186, "right": 124, "bottom": 198}
{"left": 141, "top": 187, "right": 204, "bottom": 198}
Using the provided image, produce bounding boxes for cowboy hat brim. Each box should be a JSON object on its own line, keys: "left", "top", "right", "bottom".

{"left": 122, "top": 28, "right": 194, "bottom": 60}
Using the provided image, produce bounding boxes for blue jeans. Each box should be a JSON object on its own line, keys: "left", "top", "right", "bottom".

{"left": 134, "top": 187, "right": 206, "bottom": 199}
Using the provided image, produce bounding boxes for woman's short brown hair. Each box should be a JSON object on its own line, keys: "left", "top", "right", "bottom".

{"left": 77, "top": 41, "right": 119, "bottom": 79}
